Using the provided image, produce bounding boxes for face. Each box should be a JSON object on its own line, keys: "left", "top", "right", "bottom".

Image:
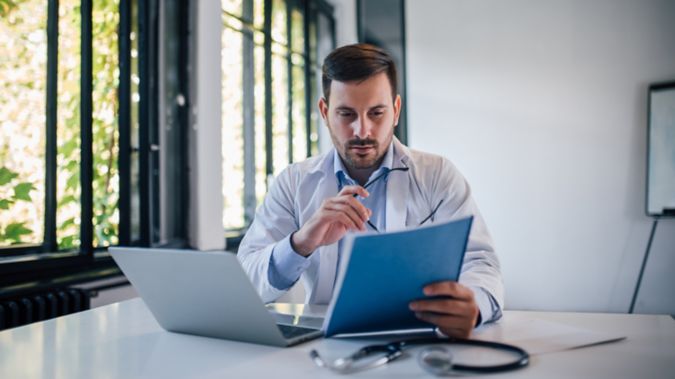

{"left": 319, "top": 72, "right": 401, "bottom": 171}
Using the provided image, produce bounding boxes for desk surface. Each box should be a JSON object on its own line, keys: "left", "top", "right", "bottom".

{"left": 1, "top": 298, "right": 674, "bottom": 379}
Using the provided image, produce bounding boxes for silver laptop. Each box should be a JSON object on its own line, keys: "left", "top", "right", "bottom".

{"left": 109, "top": 247, "right": 323, "bottom": 347}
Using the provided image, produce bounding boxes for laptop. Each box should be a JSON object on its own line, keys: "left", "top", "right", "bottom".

{"left": 109, "top": 247, "right": 323, "bottom": 347}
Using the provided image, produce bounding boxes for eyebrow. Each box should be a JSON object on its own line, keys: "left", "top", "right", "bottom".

{"left": 335, "top": 105, "right": 388, "bottom": 112}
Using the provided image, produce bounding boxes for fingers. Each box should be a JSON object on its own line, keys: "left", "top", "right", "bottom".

{"left": 321, "top": 188, "right": 372, "bottom": 231}
{"left": 409, "top": 298, "right": 474, "bottom": 317}
{"left": 413, "top": 307, "right": 477, "bottom": 339}
{"left": 422, "top": 281, "right": 474, "bottom": 300}
{"left": 415, "top": 312, "right": 473, "bottom": 339}
{"left": 335, "top": 209, "right": 368, "bottom": 231}
{"left": 324, "top": 202, "right": 366, "bottom": 231}
{"left": 409, "top": 281, "right": 480, "bottom": 338}
{"left": 338, "top": 185, "right": 369, "bottom": 198}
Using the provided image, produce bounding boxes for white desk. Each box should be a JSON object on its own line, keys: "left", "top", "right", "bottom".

{"left": 1, "top": 298, "right": 674, "bottom": 378}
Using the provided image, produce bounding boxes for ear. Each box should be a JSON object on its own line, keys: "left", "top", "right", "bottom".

{"left": 318, "top": 97, "right": 329, "bottom": 124}
{"left": 393, "top": 95, "right": 402, "bottom": 126}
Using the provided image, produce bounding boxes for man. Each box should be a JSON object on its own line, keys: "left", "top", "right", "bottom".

{"left": 238, "top": 44, "right": 503, "bottom": 338}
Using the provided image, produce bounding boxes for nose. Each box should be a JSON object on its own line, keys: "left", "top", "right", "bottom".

{"left": 352, "top": 116, "right": 373, "bottom": 139}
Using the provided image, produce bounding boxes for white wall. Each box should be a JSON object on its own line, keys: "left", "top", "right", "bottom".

{"left": 406, "top": 0, "right": 675, "bottom": 313}
{"left": 188, "top": 0, "right": 225, "bottom": 251}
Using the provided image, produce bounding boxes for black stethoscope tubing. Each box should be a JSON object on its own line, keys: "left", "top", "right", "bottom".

{"left": 387, "top": 337, "right": 530, "bottom": 373}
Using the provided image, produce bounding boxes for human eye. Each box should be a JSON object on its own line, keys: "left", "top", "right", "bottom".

{"left": 337, "top": 110, "right": 355, "bottom": 118}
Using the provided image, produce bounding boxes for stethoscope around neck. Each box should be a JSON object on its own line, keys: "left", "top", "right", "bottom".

{"left": 310, "top": 336, "right": 530, "bottom": 375}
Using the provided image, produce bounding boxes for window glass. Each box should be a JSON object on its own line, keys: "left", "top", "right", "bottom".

{"left": 92, "top": 0, "right": 121, "bottom": 247}
{"left": 271, "top": 50, "right": 289, "bottom": 175}
{"left": 290, "top": 8, "right": 304, "bottom": 54}
{"left": 221, "top": 12, "right": 246, "bottom": 230}
{"left": 253, "top": 0, "right": 264, "bottom": 29}
{"left": 0, "top": 0, "right": 47, "bottom": 247}
{"left": 271, "top": 0, "right": 287, "bottom": 45}
{"left": 291, "top": 63, "right": 307, "bottom": 162}
{"left": 0, "top": 0, "right": 147, "bottom": 255}
{"left": 222, "top": 0, "right": 243, "bottom": 18}
{"left": 254, "top": 44, "right": 266, "bottom": 204}
{"left": 221, "top": 0, "right": 334, "bottom": 231}
{"left": 56, "top": 0, "right": 82, "bottom": 250}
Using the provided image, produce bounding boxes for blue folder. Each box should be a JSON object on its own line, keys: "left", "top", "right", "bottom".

{"left": 322, "top": 216, "right": 474, "bottom": 336}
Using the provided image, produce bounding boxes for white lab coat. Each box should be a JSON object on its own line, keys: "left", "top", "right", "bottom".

{"left": 237, "top": 138, "right": 504, "bottom": 316}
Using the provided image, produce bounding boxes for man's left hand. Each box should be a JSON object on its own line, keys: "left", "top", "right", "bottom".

{"left": 409, "top": 281, "right": 480, "bottom": 339}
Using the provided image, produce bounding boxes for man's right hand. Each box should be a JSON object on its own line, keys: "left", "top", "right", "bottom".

{"left": 291, "top": 185, "right": 372, "bottom": 257}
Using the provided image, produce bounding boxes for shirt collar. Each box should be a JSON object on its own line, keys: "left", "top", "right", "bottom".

{"left": 333, "top": 142, "right": 395, "bottom": 186}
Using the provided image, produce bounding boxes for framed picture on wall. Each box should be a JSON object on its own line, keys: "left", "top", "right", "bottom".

{"left": 646, "top": 81, "right": 675, "bottom": 217}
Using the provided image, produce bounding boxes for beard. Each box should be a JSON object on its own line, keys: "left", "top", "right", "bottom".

{"left": 328, "top": 122, "right": 395, "bottom": 171}
{"left": 342, "top": 138, "right": 381, "bottom": 169}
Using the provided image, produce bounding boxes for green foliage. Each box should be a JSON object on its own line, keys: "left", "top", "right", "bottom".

{"left": 2, "top": 0, "right": 122, "bottom": 250}
{"left": 0, "top": 167, "right": 19, "bottom": 186}
{"left": 0, "top": 199, "right": 11, "bottom": 209}
{"left": 2, "top": 222, "right": 32, "bottom": 243}
{"left": 0, "top": 166, "right": 34, "bottom": 245}
{"left": 13, "top": 182, "right": 35, "bottom": 201}
{"left": 0, "top": 0, "right": 18, "bottom": 18}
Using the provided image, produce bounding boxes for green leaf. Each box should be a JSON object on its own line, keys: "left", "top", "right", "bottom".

{"left": 66, "top": 172, "right": 80, "bottom": 190}
{"left": 4, "top": 222, "right": 32, "bottom": 243}
{"left": 0, "top": 167, "right": 18, "bottom": 186}
{"left": 61, "top": 217, "right": 76, "bottom": 229}
{"left": 0, "top": 0, "right": 18, "bottom": 18}
{"left": 13, "top": 182, "right": 35, "bottom": 201}
{"left": 60, "top": 139, "right": 79, "bottom": 158}
{"left": 59, "top": 235, "right": 77, "bottom": 250}
{"left": 60, "top": 195, "right": 78, "bottom": 205}
{"left": 0, "top": 199, "right": 12, "bottom": 209}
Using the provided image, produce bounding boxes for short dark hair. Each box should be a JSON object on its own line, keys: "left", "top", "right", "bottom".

{"left": 321, "top": 43, "right": 398, "bottom": 103}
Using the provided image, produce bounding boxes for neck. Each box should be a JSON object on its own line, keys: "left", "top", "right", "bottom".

{"left": 343, "top": 153, "right": 386, "bottom": 186}
{"left": 346, "top": 166, "right": 376, "bottom": 187}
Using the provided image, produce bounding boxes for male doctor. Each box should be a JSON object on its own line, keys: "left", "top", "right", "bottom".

{"left": 238, "top": 44, "right": 503, "bottom": 338}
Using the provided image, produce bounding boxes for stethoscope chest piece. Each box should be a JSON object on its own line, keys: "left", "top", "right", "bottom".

{"left": 417, "top": 346, "right": 456, "bottom": 376}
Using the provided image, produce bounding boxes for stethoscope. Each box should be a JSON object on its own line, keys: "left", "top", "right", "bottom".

{"left": 310, "top": 337, "right": 529, "bottom": 375}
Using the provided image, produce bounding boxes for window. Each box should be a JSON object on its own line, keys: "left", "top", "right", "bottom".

{"left": 220, "top": 0, "right": 335, "bottom": 233}
{"left": 0, "top": 0, "right": 48, "bottom": 248}
{"left": 0, "top": 0, "right": 150, "bottom": 258}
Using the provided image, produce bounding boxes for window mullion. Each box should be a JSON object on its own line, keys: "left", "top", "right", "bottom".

{"left": 303, "top": 0, "right": 312, "bottom": 158}
{"left": 80, "top": 0, "right": 94, "bottom": 255}
{"left": 286, "top": 0, "right": 293, "bottom": 164}
{"left": 263, "top": 0, "right": 273, "bottom": 184}
{"left": 44, "top": 0, "right": 59, "bottom": 253}
{"left": 118, "top": 0, "right": 132, "bottom": 245}
{"left": 242, "top": 0, "right": 256, "bottom": 224}
{"left": 138, "top": 0, "right": 160, "bottom": 246}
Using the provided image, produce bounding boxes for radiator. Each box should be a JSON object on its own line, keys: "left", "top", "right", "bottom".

{"left": 0, "top": 288, "right": 91, "bottom": 331}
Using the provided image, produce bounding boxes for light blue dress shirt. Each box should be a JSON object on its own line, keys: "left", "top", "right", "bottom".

{"left": 268, "top": 143, "right": 395, "bottom": 290}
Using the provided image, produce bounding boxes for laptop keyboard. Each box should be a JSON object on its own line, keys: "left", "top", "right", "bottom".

{"left": 277, "top": 324, "right": 319, "bottom": 339}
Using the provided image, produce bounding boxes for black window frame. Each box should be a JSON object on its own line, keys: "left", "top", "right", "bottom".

{"left": 357, "top": 0, "right": 408, "bottom": 144}
{"left": 0, "top": 0, "right": 186, "bottom": 282}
